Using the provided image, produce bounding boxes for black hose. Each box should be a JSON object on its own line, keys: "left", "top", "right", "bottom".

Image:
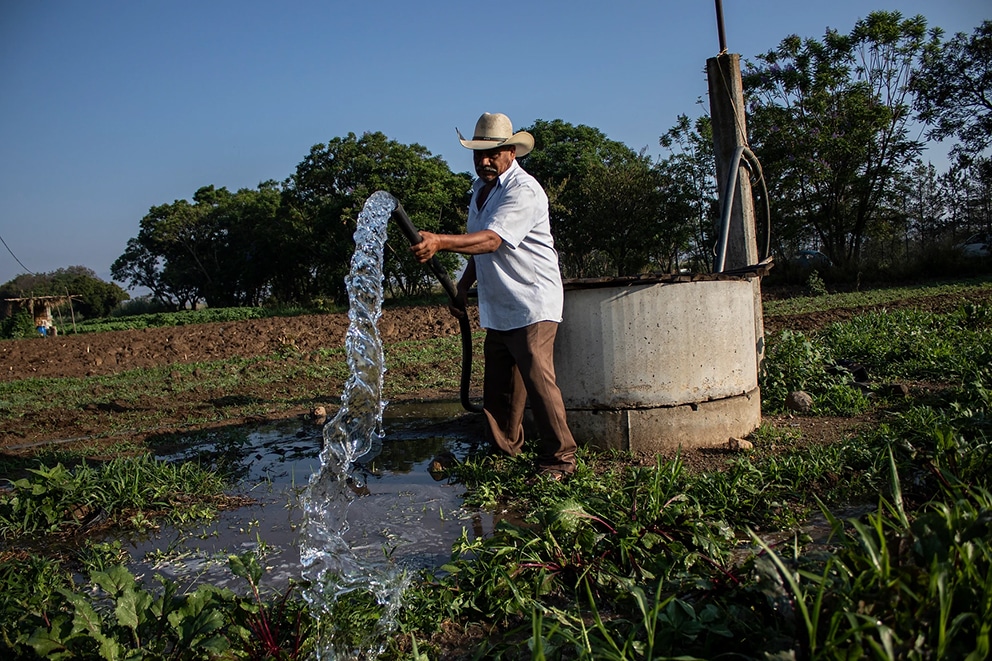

{"left": 389, "top": 197, "right": 483, "bottom": 414}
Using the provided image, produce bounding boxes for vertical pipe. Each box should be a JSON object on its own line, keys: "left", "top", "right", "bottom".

{"left": 714, "top": 0, "right": 728, "bottom": 52}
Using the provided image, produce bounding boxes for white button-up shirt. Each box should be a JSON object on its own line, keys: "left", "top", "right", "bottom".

{"left": 467, "top": 159, "right": 564, "bottom": 331}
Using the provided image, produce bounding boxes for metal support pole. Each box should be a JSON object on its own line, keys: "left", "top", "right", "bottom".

{"left": 714, "top": 0, "right": 728, "bottom": 52}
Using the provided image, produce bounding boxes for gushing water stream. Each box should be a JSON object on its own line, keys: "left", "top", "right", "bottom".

{"left": 300, "top": 191, "right": 407, "bottom": 660}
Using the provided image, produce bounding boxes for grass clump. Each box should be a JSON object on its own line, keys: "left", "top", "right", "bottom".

{"left": 0, "top": 454, "right": 233, "bottom": 538}
{"left": 759, "top": 328, "right": 872, "bottom": 415}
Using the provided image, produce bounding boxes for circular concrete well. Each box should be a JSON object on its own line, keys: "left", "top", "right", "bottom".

{"left": 554, "top": 275, "right": 761, "bottom": 453}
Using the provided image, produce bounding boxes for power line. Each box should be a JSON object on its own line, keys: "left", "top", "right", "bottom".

{"left": 0, "top": 232, "right": 35, "bottom": 276}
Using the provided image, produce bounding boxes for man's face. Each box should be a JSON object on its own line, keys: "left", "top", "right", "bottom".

{"left": 474, "top": 146, "right": 516, "bottom": 183}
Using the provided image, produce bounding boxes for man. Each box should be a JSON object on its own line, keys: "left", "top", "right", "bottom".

{"left": 411, "top": 112, "right": 576, "bottom": 480}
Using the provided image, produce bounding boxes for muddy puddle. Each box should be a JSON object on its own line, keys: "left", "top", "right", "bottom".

{"left": 129, "top": 401, "right": 491, "bottom": 593}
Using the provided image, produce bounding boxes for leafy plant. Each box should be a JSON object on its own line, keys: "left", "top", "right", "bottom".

{"left": 760, "top": 329, "right": 868, "bottom": 415}
{"left": 229, "top": 551, "right": 311, "bottom": 660}
{"left": 1, "top": 551, "right": 312, "bottom": 659}
{"left": 805, "top": 269, "right": 828, "bottom": 297}
{"left": 0, "top": 455, "right": 230, "bottom": 538}
{"left": 0, "top": 310, "right": 37, "bottom": 339}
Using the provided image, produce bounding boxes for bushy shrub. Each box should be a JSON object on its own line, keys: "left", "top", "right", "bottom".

{"left": 0, "top": 311, "right": 38, "bottom": 339}
{"left": 109, "top": 295, "right": 171, "bottom": 318}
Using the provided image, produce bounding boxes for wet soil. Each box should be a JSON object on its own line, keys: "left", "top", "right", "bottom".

{"left": 2, "top": 286, "right": 991, "bottom": 472}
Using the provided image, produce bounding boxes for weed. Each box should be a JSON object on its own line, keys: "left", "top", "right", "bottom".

{"left": 805, "top": 269, "right": 828, "bottom": 297}
{"left": 0, "top": 455, "right": 230, "bottom": 538}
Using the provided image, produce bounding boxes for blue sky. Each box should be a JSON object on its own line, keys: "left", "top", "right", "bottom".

{"left": 0, "top": 0, "right": 987, "bottom": 289}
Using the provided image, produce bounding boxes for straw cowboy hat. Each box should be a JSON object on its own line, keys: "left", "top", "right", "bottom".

{"left": 457, "top": 112, "right": 534, "bottom": 157}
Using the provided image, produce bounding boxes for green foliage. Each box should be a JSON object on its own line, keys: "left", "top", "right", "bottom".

{"left": 3, "top": 282, "right": 992, "bottom": 658}
{"left": 229, "top": 551, "right": 311, "bottom": 658}
{"left": 0, "top": 267, "right": 129, "bottom": 319}
{"left": 72, "top": 304, "right": 300, "bottom": 334}
{"left": 279, "top": 131, "right": 471, "bottom": 304}
{"left": 521, "top": 119, "right": 689, "bottom": 278}
{"left": 112, "top": 134, "right": 472, "bottom": 309}
{"left": 657, "top": 113, "right": 718, "bottom": 271}
{"left": 109, "top": 295, "right": 172, "bottom": 317}
{"left": 763, "top": 278, "right": 992, "bottom": 317}
{"left": 913, "top": 20, "right": 992, "bottom": 162}
{"left": 762, "top": 295, "right": 992, "bottom": 416}
{"left": 744, "top": 11, "right": 940, "bottom": 267}
{"left": 576, "top": 156, "right": 673, "bottom": 276}
{"left": 112, "top": 183, "right": 284, "bottom": 310}
{"left": 817, "top": 304, "right": 992, "bottom": 381}
{"left": 1, "top": 356, "right": 990, "bottom": 659}
{"left": 400, "top": 366, "right": 991, "bottom": 659}
{"left": 865, "top": 366, "right": 991, "bottom": 489}
{"left": 403, "top": 428, "right": 985, "bottom": 658}
{"left": 0, "top": 553, "right": 73, "bottom": 650}
{"left": 747, "top": 462, "right": 991, "bottom": 659}
{"left": 0, "top": 552, "right": 311, "bottom": 660}
{"left": 805, "top": 269, "right": 828, "bottom": 297}
{"left": 0, "top": 455, "right": 228, "bottom": 538}
{"left": 415, "top": 455, "right": 736, "bottom": 636}
{"left": 0, "top": 310, "right": 37, "bottom": 339}
{"left": 760, "top": 329, "right": 869, "bottom": 415}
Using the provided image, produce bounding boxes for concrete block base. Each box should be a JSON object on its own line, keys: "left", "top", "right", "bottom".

{"left": 566, "top": 388, "right": 761, "bottom": 454}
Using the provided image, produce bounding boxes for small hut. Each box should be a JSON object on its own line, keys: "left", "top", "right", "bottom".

{"left": 1, "top": 294, "right": 80, "bottom": 336}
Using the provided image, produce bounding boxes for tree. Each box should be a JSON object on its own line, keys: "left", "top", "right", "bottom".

{"left": 113, "top": 192, "right": 214, "bottom": 309}
{"left": 925, "top": 157, "right": 992, "bottom": 250}
{"left": 743, "top": 11, "right": 940, "bottom": 268}
{"left": 913, "top": 21, "right": 992, "bottom": 163}
{"left": 0, "top": 266, "right": 128, "bottom": 318}
{"left": 113, "top": 237, "right": 173, "bottom": 306}
{"left": 281, "top": 131, "right": 471, "bottom": 303}
{"left": 520, "top": 119, "right": 678, "bottom": 277}
{"left": 657, "top": 113, "right": 718, "bottom": 270}
{"left": 573, "top": 156, "right": 670, "bottom": 276}
{"left": 896, "top": 161, "right": 945, "bottom": 256}
{"left": 194, "top": 182, "right": 284, "bottom": 307}
{"left": 112, "top": 184, "right": 283, "bottom": 309}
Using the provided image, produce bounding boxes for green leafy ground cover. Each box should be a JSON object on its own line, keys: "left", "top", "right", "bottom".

{"left": 763, "top": 277, "right": 992, "bottom": 317}
{"left": 1, "top": 281, "right": 990, "bottom": 659}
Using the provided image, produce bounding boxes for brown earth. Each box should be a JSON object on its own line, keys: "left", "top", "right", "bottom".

{"left": 0, "top": 305, "right": 467, "bottom": 382}
{"left": 2, "top": 286, "right": 991, "bottom": 469}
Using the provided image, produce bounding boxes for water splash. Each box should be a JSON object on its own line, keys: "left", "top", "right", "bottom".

{"left": 300, "top": 190, "right": 408, "bottom": 660}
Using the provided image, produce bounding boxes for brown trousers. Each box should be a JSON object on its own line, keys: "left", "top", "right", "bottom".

{"left": 482, "top": 321, "right": 577, "bottom": 472}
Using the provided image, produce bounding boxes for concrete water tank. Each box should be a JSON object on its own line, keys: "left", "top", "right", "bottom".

{"left": 554, "top": 275, "right": 761, "bottom": 453}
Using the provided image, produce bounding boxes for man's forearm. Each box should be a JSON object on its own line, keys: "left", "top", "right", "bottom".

{"left": 436, "top": 230, "right": 501, "bottom": 255}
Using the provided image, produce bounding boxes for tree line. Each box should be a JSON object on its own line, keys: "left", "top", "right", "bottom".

{"left": 109, "top": 12, "right": 992, "bottom": 309}
{"left": 5, "top": 12, "right": 986, "bottom": 313}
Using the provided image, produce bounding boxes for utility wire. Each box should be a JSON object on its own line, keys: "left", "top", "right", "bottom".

{"left": 0, "top": 232, "right": 35, "bottom": 275}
